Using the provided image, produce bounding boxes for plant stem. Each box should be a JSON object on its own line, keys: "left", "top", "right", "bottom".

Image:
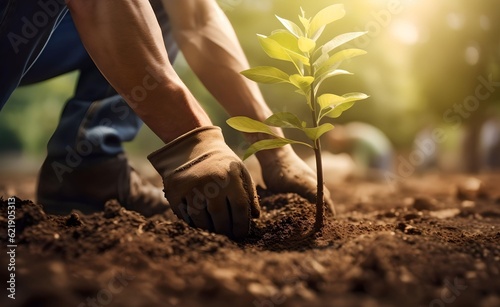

{"left": 309, "top": 58, "right": 324, "bottom": 233}
{"left": 313, "top": 139, "right": 324, "bottom": 232}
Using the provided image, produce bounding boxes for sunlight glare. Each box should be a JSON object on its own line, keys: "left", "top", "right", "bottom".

{"left": 390, "top": 20, "right": 419, "bottom": 45}
{"left": 447, "top": 12, "right": 465, "bottom": 30}
{"left": 465, "top": 44, "right": 480, "bottom": 66}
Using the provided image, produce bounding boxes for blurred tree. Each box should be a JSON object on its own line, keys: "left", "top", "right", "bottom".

{"left": 413, "top": 0, "right": 500, "bottom": 172}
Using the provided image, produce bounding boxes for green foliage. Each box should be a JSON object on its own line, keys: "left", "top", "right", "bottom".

{"left": 226, "top": 116, "right": 311, "bottom": 160}
{"left": 227, "top": 4, "right": 368, "bottom": 159}
{"left": 318, "top": 92, "right": 369, "bottom": 119}
{"left": 241, "top": 66, "right": 290, "bottom": 84}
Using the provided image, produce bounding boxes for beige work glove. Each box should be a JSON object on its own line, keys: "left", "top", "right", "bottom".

{"left": 148, "top": 126, "right": 260, "bottom": 239}
{"left": 258, "top": 146, "right": 336, "bottom": 216}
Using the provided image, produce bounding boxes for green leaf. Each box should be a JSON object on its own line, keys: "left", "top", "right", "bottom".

{"left": 241, "top": 66, "right": 290, "bottom": 84}
{"left": 284, "top": 49, "right": 309, "bottom": 73}
{"left": 264, "top": 112, "right": 303, "bottom": 129}
{"left": 311, "top": 25, "right": 327, "bottom": 42}
{"left": 275, "top": 15, "right": 304, "bottom": 38}
{"left": 257, "top": 34, "right": 292, "bottom": 62}
{"left": 325, "top": 102, "right": 356, "bottom": 118}
{"left": 298, "top": 37, "right": 316, "bottom": 53}
{"left": 315, "top": 49, "right": 367, "bottom": 77}
{"left": 309, "top": 4, "right": 346, "bottom": 39}
{"left": 244, "top": 138, "right": 299, "bottom": 160}
{"left": 319, "top": 32, "right": 367, "bottom": 57}
{"left": 226, "top": 116, "right": 277, "bottom": 136}
{"left": 318, "top": 92, "right": 369, "bottom": 108}
{"left": 318, "top": 93, "right": 369, "bottom": 118}
{"left": 314, "top": 52, "right": 330, "bottom": 69}
{"left": 318, "top": 93, "right": 343, "bottom": 109}
{"left": 302, "top": 123, "right": 335, "bottom": 142}
{"left": 314, "top": 69, "right": 353, "bottom": 94}
{"left": 300, "top": 7, "right": 306, "bottom": 18}
{"left": 257, "top": 34, "right": 310, "bottom": 72}
{"left": 289, "top": 74, "right": 314, "bottom": 95}
{"left": 318, "top": 106, "right": 333, "bottom": 121}
{"left": 343, "top": 92, "right": 370, "bottom": 102}
{"left": 299, "top": 15, "right": 310, "bottom": 33}
{"left": 269, "top": 30, "right": 301, "bottom": 53}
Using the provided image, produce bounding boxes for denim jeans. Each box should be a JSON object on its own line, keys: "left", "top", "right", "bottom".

{"left": 1, "top": 0, "right": 178, "bottom": 164}
{"left": 0, "top": 0, "right": 68, "bottom": 106}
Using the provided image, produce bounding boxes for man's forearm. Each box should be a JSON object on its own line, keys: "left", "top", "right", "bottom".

{"left": 67, "top": 0, "right": 211, "bottom": 143}
{"left": 163, "top": 0, "right": 285, "bottom": 147}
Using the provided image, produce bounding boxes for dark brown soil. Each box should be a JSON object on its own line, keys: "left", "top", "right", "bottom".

{"left": 1, "top": 173, "right": 500, "bottom": 307}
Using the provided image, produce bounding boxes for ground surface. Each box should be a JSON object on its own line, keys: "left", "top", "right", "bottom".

{"left": 0, "top": 173, "right": 500, "bottom": 307}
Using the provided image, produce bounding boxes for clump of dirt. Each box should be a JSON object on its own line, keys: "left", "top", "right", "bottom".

{"left": 1, "top": 174, "right": 500, "bottom": 307}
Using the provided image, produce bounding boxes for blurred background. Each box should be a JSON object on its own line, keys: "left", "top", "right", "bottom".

{"left": 1, "top": 0, "right": 499, "bottom": 178}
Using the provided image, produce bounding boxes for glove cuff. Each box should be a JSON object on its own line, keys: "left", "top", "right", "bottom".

{"left": 147, "top": 126, "right": 224, "bottom": 175}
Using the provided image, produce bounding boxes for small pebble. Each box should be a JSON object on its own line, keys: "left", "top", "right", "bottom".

{"left": 65, "top": 213, "right": 83, "bottom": 227}
{"left": 430, "top": 209, "right": 460, "bottom": 219}
{"left": 308, "top": 259, "right": 326, "bottom": 275}
{"left": 461, "top": 200, "right": 476, "bottom": 208}
{"left": 412, "top": 197, "right": 437, "bottom": 211}
{"left": 396, "top": 222, "right": 422, "bottom": 235}
{"left": 404, "top": 213, "right": 422, "bottom": 221}
{"left": 457, "top": 177, "right": 486, "bottom": 200}
{"left": 399, "top": 266, "right": 415, "bottom": 283}
{"left": 296, "top": 284, "right": 317, "bottom": 301}
{"left": 384, "top": 211, "right": 397, "bottom": 218}
{"left": 248, "top": 282, "right": 278, "bottom": 297}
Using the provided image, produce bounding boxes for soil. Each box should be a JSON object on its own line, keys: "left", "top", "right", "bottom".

{"left": 1, "top": 173, "right": 500, "bottom": 307}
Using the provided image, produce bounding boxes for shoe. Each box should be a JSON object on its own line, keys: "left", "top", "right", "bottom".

{"left": 36, "top": 154, "right": 169, "bottom": 217}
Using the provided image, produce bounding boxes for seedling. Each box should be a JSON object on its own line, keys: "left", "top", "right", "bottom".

{"left": 227, "top": 4, "right": 368, "bottom": 232}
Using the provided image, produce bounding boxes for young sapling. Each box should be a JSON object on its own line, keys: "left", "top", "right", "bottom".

{"left": 227, "top": 4, "right": 368, "bottom": 232}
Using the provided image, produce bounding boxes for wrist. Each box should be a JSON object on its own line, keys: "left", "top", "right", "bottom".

{"left": 155, "top": 85, "right": 213, "bottom": 143}
{"left": 148, "top": 126, "right": 225, "bottom": 175}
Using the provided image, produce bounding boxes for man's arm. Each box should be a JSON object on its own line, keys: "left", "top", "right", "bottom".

{"left": 67, "top": 0, "right": 211, "bottom": 143}
{"left": 161, "top": 0, "right": 283, "bottom": 146}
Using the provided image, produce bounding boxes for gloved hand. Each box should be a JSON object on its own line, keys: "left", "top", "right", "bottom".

{"left": 148, "top": 126, "right": 260, "bottom": 239}
{"left": 258, "top": 146, "right": 336, "bottom": 216}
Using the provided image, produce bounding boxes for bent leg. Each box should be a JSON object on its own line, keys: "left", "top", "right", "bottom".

{"left": 0, "top": 0, "right": 68, "bottom": 108}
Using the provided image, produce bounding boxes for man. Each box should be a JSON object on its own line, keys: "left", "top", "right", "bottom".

{"left": 1, "top": 0, "right": 333, "bottom": 239}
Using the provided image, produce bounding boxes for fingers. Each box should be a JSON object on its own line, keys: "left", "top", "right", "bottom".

{"left": 250, "top": 200, "right": 261, "bottom": 218}
{"left": 178, "top": 201, "right": 193, "bottom": 225}
{"left": 166, "top": 161, "right": 258, "bottom": 239}
{"left": 187, "top": 194, "right": 214, "bottom": 231}
{"left": 177, "top": 165, "right": 256, "bottom": 238}
{"left": 240, "top": 163, "right": 261, "bottom": 218}
{"left": 164, "top": 190, "right": 189, "bottom": 222}
{"left": 224, "top": 162, "right": 254, "bottom": 239}
{"left": 206, "top": 195, "right": 232, "bottom": 237}
{"left": 226, "top": 192, "right": 251, "bottom": 239}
